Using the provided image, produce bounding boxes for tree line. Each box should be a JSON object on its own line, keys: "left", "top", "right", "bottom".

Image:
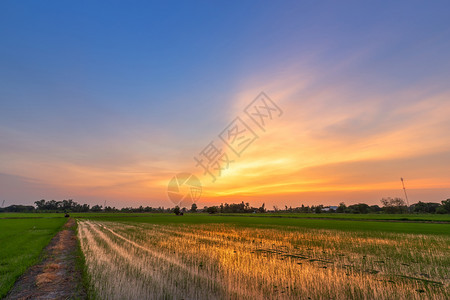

{"left": 200, "top": 198, "right": 450, "bottom": 214}
{"left": 0, "top": 199, "right": 170, "bottom": 213}
{"left": 0, "top": 197, "right": 449, "bottom": 214}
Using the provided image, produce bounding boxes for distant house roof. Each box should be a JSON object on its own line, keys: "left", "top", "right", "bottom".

{"left": 322, "top": 206, "right": 338, "bottom": 211}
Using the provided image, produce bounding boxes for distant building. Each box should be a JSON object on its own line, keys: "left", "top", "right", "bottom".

{"left": 322, "top": 206, "right": 338, "bottom": 212}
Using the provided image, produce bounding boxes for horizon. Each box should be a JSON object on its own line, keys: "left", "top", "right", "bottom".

{"left": 4, "top": 197, "right": 448, "bottom": 211}
{"left": 1, "top": 1, "right": 450, "bottom": 209}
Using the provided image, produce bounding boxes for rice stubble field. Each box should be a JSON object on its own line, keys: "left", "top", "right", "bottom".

{"left": 78, "top": 216, "right": 450, "bottom": 299}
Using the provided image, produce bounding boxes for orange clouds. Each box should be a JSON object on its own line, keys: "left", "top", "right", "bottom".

{"left": 193, "top": 71, "right": 450, "bottom": 206}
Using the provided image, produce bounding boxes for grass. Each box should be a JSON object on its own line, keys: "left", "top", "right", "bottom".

{"left": 77, "top": 213, "right": 450, "bottom": 235}
{"left": 0, "top": 217, "right": 67, "bottom": 298}
{"left": 222, "top": 213, "right": 450, "bottom": 222}
{"left": 0, "top": 212, "right": 170, "bottom": 219}
{"left": 78, "top": 219, "right": 450, "bottom": 299}
{"left": 3, "top": 211, "right": 449, "bottom": 222}
{"left": 2, "top": 211, "right": 449, "bottom": 222}
{"left": 0, "top": 212, "right": 67, "bottom": 219}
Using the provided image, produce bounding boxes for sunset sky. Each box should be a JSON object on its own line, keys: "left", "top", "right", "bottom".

{"left": 1, "top": 1, "right": 450, "bottom": 208}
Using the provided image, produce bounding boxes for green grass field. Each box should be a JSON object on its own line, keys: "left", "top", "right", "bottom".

{"left": 222, "top": 213, "right": 450, "bottom": 222}
{"left": 0, "top": 212, "right": 67, "bottom": 219}
{"left": 2, "top": 211, "right": 449, "bottom": 222}
{"left": 75, "top": 213, "right": 450, "bottom": 235}
{"left": 0, "top": 217, "right": 67, "bottom": 298}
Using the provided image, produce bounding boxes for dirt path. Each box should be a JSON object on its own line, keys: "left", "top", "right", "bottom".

{"left": 5, "top": 218, "right": 86, "bottom": 300}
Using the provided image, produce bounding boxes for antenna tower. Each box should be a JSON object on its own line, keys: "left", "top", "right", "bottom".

{"left": 400, "top": 177, "right": 410, "bottom": 207}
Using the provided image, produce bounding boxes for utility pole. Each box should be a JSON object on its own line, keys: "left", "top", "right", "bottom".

{"left": 1, "top": 200, "right": 4, "bottom": 207}
{"left": 400, "top": 178, "right": 410, "bottom": 208}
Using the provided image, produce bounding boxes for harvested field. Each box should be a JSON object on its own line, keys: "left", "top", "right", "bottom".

{"left": 78, "top": 219, "right": 450, "bottom": 299}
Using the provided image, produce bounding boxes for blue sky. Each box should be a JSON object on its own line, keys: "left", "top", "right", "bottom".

{"left": 1, "top": 1, "right": 450, "bottom": 207}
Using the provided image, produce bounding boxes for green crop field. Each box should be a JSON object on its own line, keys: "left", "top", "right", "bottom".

{"left": 0, "top": 217, "right": 67, "bottom": 298}
{"left": 76, "top": 213, "right": 450, "bottom": 235}
{"left": 76, "top": 213, "right": 450, "bottom": 299}
{"left": 220, "top": 213, "right": 450, "bottom": 222}
{"left": 0, "top": 213, "right": 68, "bottom": 219}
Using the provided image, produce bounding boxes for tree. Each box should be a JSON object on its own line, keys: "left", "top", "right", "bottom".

{"left": 413, "top": 201, "right": 441, "bottom": 213}
{"left": 441, "top": 199, "right": 450, "bottom": 213}
{"left": 173, "top": 206, "right": 181, "bottom": 215}
{"left": 336, "top": 202, "right": 346, "bottom": 213}
{"left": 258, "top": 203, "right": 266, "bottom": 213}
{"left": 436, "top": 206, "right": 448, "bottom": 214}
{"left": 91, "top": 205, "right": 103, "bottom": 212}
{"left": 300, "top": 204, "right": 310, "bottom": 213}
{"left": 81, "top": 204, "right": 90, "bottom": 212}
{"left": 315, "top": 205, "right": 322, "bottom": 214}
{"left": 370, "top": 205, "right": 382, "bottom": 213}
{"left": 49, "top": 200, "right": 60, "bottom": 210}
{"left": 35, "top": 199, "right": 46, "bottom": 210}
{"left": 413, "top": 201, "right": 427, "bottom": 213}
{"left": 206, "top": 206, "right": 219, "bottom": 214}
{"left": 190, "top": 203, "right": 198, "bottom": 213}
{"left": 2, "top": 205, "right": 35, "bottom": 212}
{"left": 380, "top": 197, "right": 407, "bottom": 214}
{"left": 348, "top": 203, "right": 370, "bottom": 214}
{"left": 61, "top": 199, "right": 75, "bottom": 211}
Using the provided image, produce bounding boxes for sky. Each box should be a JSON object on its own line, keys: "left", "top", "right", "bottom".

{"left": 1, "top": 1, "right": 450, "bottom": 209}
